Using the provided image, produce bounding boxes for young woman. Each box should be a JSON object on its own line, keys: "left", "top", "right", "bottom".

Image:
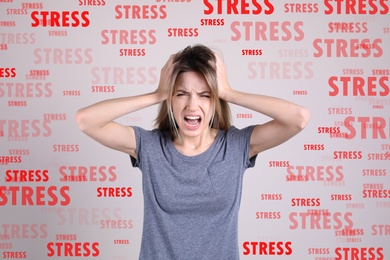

{"left": 75, "top": 44, "right": 310, "bottom": 259}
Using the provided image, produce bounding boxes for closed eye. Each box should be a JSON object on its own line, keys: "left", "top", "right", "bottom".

{"left": 198, "top": 91, "right": 211, "bottom": 98}
{"left": 176, "top": 91, "right": 188, "bottom": 97}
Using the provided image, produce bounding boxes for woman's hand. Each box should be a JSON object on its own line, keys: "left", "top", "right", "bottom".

{"left": 156, "top": 54, "right": 176, "bottom": 99}
{"left": 215, "top": 52, "right": 232, "bottom": 100}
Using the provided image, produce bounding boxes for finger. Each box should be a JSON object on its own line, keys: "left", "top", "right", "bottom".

{"left": 167, "top": 54, "right": 176, "bottom": 64}
{"left": 214, "top": 50, "right": 224, "bottom": 63}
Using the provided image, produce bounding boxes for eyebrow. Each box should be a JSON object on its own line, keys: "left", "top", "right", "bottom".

{"left": 175, "top": 89, "right": 211, "bottom": 94}
{"left": 175, "top": 87, "right": 211, "bottom": 94}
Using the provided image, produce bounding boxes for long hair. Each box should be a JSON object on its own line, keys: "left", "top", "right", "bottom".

{"left": 154, "top": 44, "right": 231, "bottom": 137}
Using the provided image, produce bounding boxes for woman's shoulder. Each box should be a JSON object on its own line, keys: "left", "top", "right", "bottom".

{"left": 132, "top": 126, "right": 168, "bottom": 141}
{"left": 226, "top": 125, "right": 256, "bottom": 136}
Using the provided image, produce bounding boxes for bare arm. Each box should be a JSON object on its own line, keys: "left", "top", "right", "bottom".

{"left": 75, "top": 55, "right": 174, "bottom": 157}
{"left": 75, "top": 92, "right": 166, "bottom": 157}
{"left": 215, "top": 54, "right": 310, "bottom": 158}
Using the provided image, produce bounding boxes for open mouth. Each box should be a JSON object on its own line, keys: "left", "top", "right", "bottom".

{"left": 184, "top": 115, "right": 201, "bottom": 127}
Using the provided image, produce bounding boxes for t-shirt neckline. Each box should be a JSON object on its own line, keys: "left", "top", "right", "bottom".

{"left": 166, "top": 130, "right": 223, "bottom": 161}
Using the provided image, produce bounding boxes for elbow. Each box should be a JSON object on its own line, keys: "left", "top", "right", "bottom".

{"left": 297, "top": 106, "right": 310, "bottom": 130}
{"left": 74, "top": 108, "right": 88, "bottom": 132}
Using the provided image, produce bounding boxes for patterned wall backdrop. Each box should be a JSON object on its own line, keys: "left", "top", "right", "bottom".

{"left": 1, "top": 0, "right": 389, "bottom": 259}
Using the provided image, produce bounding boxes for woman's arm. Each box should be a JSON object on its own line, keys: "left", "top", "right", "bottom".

{"left": 215, "top": 54, "right": 310, "bottom": 158}
{"left": 75, "top": 55, "right": 174, "bottom": 157}
{"left": 75, "top": 92, "right": 166, "bottom": 157}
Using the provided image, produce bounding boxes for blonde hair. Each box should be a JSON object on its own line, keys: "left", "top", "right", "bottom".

{"left": 155, "top": 44, "right": 231, "bottom": 137}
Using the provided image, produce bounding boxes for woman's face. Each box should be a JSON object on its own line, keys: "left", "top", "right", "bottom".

{"left": 172, "top": 71, "right": 214, "bottom": 138}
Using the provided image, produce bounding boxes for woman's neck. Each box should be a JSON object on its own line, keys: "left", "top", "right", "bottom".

{"left": 172, "top": 128, "right": 218, "bottom": 156}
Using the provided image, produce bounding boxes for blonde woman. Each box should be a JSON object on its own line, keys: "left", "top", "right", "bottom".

{"left": 75, "top": 44, "right": 310, "bottom": 259}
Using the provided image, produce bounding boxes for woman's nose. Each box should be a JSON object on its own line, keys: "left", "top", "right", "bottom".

{"left": 186, "top": 95, "right": 198, "bottom": 110}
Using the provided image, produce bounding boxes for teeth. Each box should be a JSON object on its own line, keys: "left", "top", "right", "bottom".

{"left": 185, "top": 116, "right": 200, "bottom": 120}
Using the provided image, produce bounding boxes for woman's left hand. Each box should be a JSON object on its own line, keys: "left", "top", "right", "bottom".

{"left": 215, "top": 52, "right": 232, "bottom": 100}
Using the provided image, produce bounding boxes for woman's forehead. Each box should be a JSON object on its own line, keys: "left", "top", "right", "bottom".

{"left": 174, "top": 71, "right": 210, "bottom": 92}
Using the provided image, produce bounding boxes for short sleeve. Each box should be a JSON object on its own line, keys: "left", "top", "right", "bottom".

{"left": 129, "top": 126, "right": 161, "bottom": 169}
{"left": 228, "top": 125, "right": 258, "bottom": 169}
{"left": 129, "top": 126, "right": 142, "bottom": 168}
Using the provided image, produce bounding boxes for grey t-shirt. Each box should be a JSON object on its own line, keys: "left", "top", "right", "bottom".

{"left": 130, "top": 125, "right": 257, "bottom": 260}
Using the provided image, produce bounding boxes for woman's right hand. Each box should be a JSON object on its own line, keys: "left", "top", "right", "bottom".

{"left": 156, "top": 54, "right": 176, "bottom": 99}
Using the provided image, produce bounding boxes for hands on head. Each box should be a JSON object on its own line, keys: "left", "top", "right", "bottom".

{"left": 213, "top": 51, "right": 232, "bottom": 100}
{"left": 156, "top": 54, "right": 176, "bottom": 99}
{"left": 156, "top": 48, "right": 232, "bottom": 102}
